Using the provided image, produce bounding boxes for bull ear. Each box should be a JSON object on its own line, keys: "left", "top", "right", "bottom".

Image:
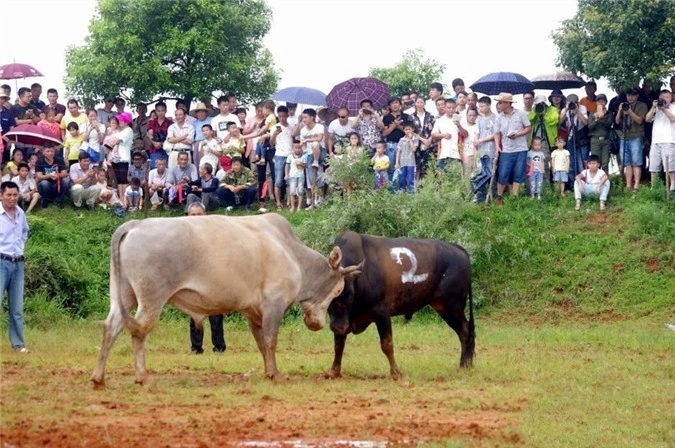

{"left": 329, "top": 246, "right": 342, "bottom": 270}
{"left": 339, "top": 260, "right": 364, "bottom": 277}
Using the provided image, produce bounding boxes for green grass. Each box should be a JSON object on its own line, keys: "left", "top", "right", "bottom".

{"left": 1, "top": 318, "right": 673, "bottom": 446}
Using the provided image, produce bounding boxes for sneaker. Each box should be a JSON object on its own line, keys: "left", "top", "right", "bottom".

{"left": 163, "top": 204, "right": 171, "bottom": 211}
{"left": 537, "top": 195, "right": 542, "bottom": 200}
{"left": 575, "top": 200, "right": 581, "bottom": 211}
{"left": 495, "top": 196, "right": 503, "bottom": 207}
{"left": 73, "top": 206, "right": 82, "bottom": 212}
{"left": 600, "top": 201, "right": 606, "bottom": 211}
{"left": 56, "top": 201, "right": 65, "bottom": 210}
{"left": 13, "top": 347, "right": 28, "bottom": 353}
{"left": 84, "top": 204, "right": 93, "bottom": 211}
{"left": 312, "top": 161, "right": 319, "bottom": 168}
{"left": 258, "top": 207, "right": 268, "bottom": 213}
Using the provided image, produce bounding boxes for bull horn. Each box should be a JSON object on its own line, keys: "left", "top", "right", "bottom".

{"left": 340, "top": 260, "right": 364, "bottom": 276}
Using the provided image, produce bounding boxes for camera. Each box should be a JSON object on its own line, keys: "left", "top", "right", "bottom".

{"left": 657, "top": 99, "right": 666, "bottom": 107}
{"left": 535, "top": 103, "right": 546, "bottom": 114}
{"left": 621, "top": 103, "right": 630, "bottom": 111}
{"left": 568, "top": 101, "right": 577, "bottom": 110}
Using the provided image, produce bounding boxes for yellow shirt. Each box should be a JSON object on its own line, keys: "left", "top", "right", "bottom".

{"left": 60, "top": 112, "right": 89, "bottom": 133}
{"left": 262, "top": 114, "right": 277, "bottom": 132}
{"left": 64, "top": 134, "right": 84, "bottom": 161}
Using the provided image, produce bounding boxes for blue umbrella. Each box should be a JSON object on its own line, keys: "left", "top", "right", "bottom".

{"left": 469, "top": 72, "right": 535, "bottom": 95}
{"left": 272, "top": 86, "right": 326, "bottom": 106}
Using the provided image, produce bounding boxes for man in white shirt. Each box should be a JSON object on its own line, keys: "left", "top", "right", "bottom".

{"left": 270, "top": 105, "right": 294, "bottom": 210}
{"left": 166, "top": 108, "right": 195, "bottom": 169}
{"left": 148, "top": 158, "right": 172, "bottom": 210}
{"left": 295, "top": 108, "right": 325, "bottom": 208}
{"left": 645, "top": 89, "right": 675, "bottom": 190}
{"left": 426, "top": 82, "right": 444, "bottom": 118}
{"left": 210, "top": 95, "right": 240, "bottom": 140}
{"left": 431, "top": 99, "right": 465, "bottom": 170}
{"left": 69, "top": 152, "right": 101, "bottom": 211}
{"left": 327, "top": 107, "right": 353, "bottom": 156}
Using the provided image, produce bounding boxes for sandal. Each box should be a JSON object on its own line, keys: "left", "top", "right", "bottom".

{"left": 276, "top": 204, "right": 283, "bottom": 211}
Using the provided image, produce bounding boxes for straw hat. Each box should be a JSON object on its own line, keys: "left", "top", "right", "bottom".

{"left": 190, "top": 102, "right": 209, "bottom": 118}
{"left": 0, "top": 86, "right": 10, "bottom": 99}
{"left": 493, "top": 92, "right": 516, "bottom": 103}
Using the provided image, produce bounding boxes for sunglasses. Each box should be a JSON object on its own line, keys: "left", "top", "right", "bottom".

{"left": 338, "top": 115, "right": 348, "bottom": 119}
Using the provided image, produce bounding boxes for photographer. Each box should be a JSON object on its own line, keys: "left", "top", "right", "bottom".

{"left": 528, "top": 95, "right": 559, "bottom": 183}
{"left": 560, "top": 94, "right": 589, "bottom": 189}
{"left": 645, "top": 89, "right": 675, "bottom": 190}
{"left": 615, "top": 88, "right": 648, "bottom": 192}
{"left": 588, "top": 94, "right": 613, "bottom": 172}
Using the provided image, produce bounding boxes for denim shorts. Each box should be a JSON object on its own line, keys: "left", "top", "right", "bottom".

{"left": 553, "top": 171, "right": 569, "bottom": 182}
{"left": 288, "top": 177, "right": 304, "bottom": 196}
{"left": 497, "top": 151, "right": 527, "bottom": 184}
{"left": 620, "top": 137, "right": 643, "bottom": 166}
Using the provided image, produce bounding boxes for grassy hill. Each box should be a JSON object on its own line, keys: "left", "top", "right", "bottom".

{"left": 18, "top": 169, "right": 674, "bottom": 325}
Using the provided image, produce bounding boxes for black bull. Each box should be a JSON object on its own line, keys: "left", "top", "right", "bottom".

{"left": 327, "top": 231, "right": 475, "bottom": 379}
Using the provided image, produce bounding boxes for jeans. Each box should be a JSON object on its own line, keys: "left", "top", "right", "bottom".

{"left": 0, "top": 259, "right": 26, "bottom": 348}
{"left": 305, "top": 151, "right": 326, "bottom": 189}
{"left": 529, "top": 171, "right": 544, "bottom": 195}
{"left": 37, "top": 178, "right": 71, "bottom": 205}
{"left": 216, "top": 186, "right": 258, "bottom": 208}
{"left": 398, "top": 166, "right": 415, "bottom": 192}
{"left": 574, "top": 180, "right": 610, "bottom": 201}
{"left": 472, "top": 156, "right": 493, "bottom": 203}
{"left": 385, "top": 142, "right": 398, "bottom": 179}
{"left": 190, "top": 315, "right": 225, "bottom": 353}
{"left": 273, "top": 155, "right": 288, "bottom": 188}
{"left": 255, "top": 141, "right": 268, "bottom": 160}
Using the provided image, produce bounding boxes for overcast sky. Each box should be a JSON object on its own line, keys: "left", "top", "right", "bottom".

{"left": 4, "top": 0, "right": 608, "bottom": 106}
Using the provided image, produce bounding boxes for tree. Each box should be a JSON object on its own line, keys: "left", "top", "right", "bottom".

{"left": 369, "top": 49, "right": 446, "bottom": 98}
{"left": 65, "top": 0, "right": 279, "bottom": 108}
{"left": 552, "top": 0, "right": 675, "bottom": 88}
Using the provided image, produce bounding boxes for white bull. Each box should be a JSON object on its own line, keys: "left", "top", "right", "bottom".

{"left": 91, "top": 213, "right": 361, "bottom": 386}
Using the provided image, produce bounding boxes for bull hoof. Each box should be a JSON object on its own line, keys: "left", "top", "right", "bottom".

{"left": 391, "top": 371, "right": 403, "bottom": 381}
{"left": 325, "top": 370, "right": 342, "bottom": 380}
{"left": 91, "top": 377, "right": 105, "bottom": 389}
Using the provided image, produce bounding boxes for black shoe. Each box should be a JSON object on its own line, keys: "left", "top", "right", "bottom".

{"left": 41, "top": 200, "right": 49, "bottom": 209}
{"left": 74, "top": 206, "right": 82, "bottom": 212}
{"left": 84, "top": 204, "right": 93, "bottom": 211}
{"left": 56, "top": 202, "right": 65, "bottom": 210}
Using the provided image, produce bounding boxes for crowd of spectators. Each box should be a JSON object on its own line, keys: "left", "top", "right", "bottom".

{"left": 1, "top": 75, "right": 674, "bottom": 215}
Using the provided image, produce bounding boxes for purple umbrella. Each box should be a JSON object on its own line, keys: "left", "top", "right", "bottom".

{"left": 532, "top": 72, "right": 586, "bottom": 90}
{"left": 326, "top": 77, "right": 390, "bottom": 115}
{"left": 0, "top": 63, "right": 43, "bottom": 80}
{"left": 470, "top": 72, "right": 534, "bottom": 95}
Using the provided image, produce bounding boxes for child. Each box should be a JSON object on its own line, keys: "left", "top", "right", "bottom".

{"left": 220, "top": 122, "right": 246, "bottom": 171}
{"left": 124, "top": 177, "right": 143, "bottom": 211}
{"left": 395, "top": 123, "right": 419, "bottom": 192}
{"left": 2, "top": 149, "right": 23, "bottom": 181}
{"left": 371, "top": 141, "right": 390, "bottom": 190}
{"left": 38, "top": 109, "right": 61, "bottom": 140}
{"left": 103, "top": 116, "right": 121, "bottom": 162}
{"left": 527, "top": 137, "right": 546, "bottom": 199}
{"left": 285, "top": 143, "right": 307, "bottom": 212}
{"left": 550, "top": 136, "right": 571, "bottom": 197}
{"left": 199, "top": 124, "right": 223, "bottom": 171}
{"left": 574, "top": 154, "right": 610, "bottom": 211}
{"left": 96, "top": 170, "right": 119, "bottom": 207}
{"left": 64, "top": 122, "right": 84, "bottom": 166}
{"left": 27, "top": 153, "right": 38, "bottom": 179}
{"left": 11, "top": 162, "right": 40, "bottom": 213}
{"left": 339, "top": 132, "right": 366, "bottom": 198}
{"left": 252, "top": 100, "right": 277, "bottom": 165}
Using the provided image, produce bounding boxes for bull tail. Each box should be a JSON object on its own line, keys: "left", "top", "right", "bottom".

{"left": 111, "top": 222, "right": 143, "bottom": 338}
{"left": 467, "top": 283, "right": 476, "bottom": 366}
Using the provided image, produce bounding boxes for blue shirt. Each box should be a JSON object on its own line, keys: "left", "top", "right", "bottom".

{"left": 193, "top": 117, "right": 212, "bottom": 142}
{"left": 0, "top": 204, "right": 29, "bottom": 257}
{"left": 0, "top": 107, "right": 16, "bottom": 134}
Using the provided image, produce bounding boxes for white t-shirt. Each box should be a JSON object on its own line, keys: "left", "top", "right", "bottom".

{"left": 82, "top": 122, "right": 106, "bottom": 152}
{"left": 199, "top": 137, "right": 223, "bottom": 170}
{"left": 117, "top": 127, "right": 134, "bottom": 162}
{"left": 211, "top": 113, "right": 239, "bottom": 140}
{"left": 328, "top": 119, "right": 353, "bottom": 139}
{"left": 425, "top": 99, "right": 439, "bottom": 118}
{"left": 11, "top": 176, "right": 35, "bottom": 194}
{"left": 579, "top": 168, "right": 607, "bottom": 185}
{"left": 463, "top": 123, "right": 477, "bottom": 157}
{"left": 300, "top": 123, "right": 325, "bottom": 155}
{"left": 651, "top": 104, "right": 675, "bottom": 144}
{"left": 124, "top": 185, "right": 144, "bottom": 198}
{"left": 274, "top": 123, "right": 293, "bottom": 158}
{"left": 432, "top": 115, "right": 459, "bottom": 160}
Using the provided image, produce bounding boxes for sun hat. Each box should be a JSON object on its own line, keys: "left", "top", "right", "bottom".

{"left": 534, "top": 94, "right": 548, "bottom": 104}
{"left": 189, "top": 102, "right": 209, "bottom": 117}
{"left": 493, "top": 92, "right": 516, "bottom": 103}
{"left": 0, "top": 86, "right": 9, "bottom": 99}
{"left": 566, "top": 94, "right": 579, "bottom": 103}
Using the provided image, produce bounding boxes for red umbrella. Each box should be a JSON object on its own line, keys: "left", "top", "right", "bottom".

{"left": 3, "top": 124, "right": 63, "bottom": 148}
{"left": 0, "top": 63, "right": 43, "bottom": 80}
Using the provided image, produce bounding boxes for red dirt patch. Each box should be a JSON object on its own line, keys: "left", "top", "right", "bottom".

{"left": 645, "top": 258, "right": 661, "bottom": 273}
{"left": 0, "top": 366, "right": 522, "bottom": 447}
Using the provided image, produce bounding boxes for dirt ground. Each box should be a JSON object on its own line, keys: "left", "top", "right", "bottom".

{"left": 0, "top": 364, "right": 519, "bottom": 448}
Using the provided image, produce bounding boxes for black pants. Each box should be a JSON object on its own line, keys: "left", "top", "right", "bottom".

{"left": 189, "top": 315, "right": 225, "bottom": 353}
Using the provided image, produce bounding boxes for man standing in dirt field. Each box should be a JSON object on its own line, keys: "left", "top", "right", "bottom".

{"left": 0, "top": 181, "right": 29, "bottom": 353}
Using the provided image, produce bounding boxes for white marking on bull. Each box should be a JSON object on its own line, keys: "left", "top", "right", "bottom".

{"left": 389, "top": 247, "right": 429, "bottom": 284}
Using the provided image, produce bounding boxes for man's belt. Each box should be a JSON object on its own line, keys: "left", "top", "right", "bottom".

{"left": 592, "top": 136, "right": 606, "bottom": 140}
{"left": 0, "top": 253, "right": 24, "bottom": 262}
